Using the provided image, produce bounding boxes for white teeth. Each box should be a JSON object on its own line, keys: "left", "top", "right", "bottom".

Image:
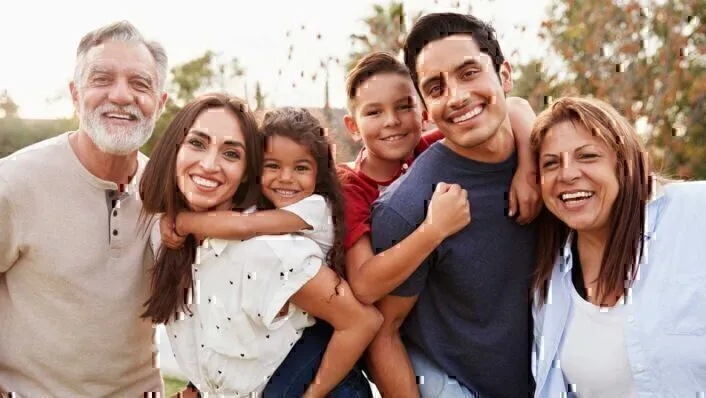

{"left": 192, "top": 175, "right": 219, "bottom": 188}
{"left": 105, "top": 113, "right": 134, "bottom": 120}
{"left": 382, "top": 134, "right": 405, "bottom": 142}
{"left": 274, "top": 189, "right": 298, "bottom": 197}
{"left": 561, "top": 191, "right": 594, "bottom": 201}
{"left": 451, "top": 105, "right": 483, "bottom": 123}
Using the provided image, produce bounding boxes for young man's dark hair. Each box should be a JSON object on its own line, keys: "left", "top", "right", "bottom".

{"left": 403, "top": 12, "right": 505, "bottom": 96}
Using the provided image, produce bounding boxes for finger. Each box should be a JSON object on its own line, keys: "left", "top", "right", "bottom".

{"left": 435, "top": 182, "right": 448, "bottom": 193}
{"left": 448, "top": 184, "right": 462, "bottom": 194}
{"left": 517, "top": 196, "right": 531, "bottom": 225}
{"left": 508, "top": 189, "right": 517, "bottom": 218}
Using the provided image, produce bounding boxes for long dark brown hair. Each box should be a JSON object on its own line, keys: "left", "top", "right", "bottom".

{"left": 259, "top": 107, "right": 347, "bottom": 279}
{"left": 531, "top": 97, "right": 652, "bottom": 306}
{"left": 139, "top": 93, "right": 262, "bottom": 324}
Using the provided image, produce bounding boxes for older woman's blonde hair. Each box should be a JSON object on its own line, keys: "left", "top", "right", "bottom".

{"left": 531, "top": 97, "right": 653, "bottom": 306}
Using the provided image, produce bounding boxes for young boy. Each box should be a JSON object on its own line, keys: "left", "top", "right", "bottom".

{"left": 339, "top": 51, "right": 539, "bottom": 305}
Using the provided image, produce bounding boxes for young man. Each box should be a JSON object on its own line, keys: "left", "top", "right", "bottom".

{"left": 0, "top": 21, "right": 168, "bottom": 395}
{"left": 367, "top": 13, "right": 538, "bottom": 398}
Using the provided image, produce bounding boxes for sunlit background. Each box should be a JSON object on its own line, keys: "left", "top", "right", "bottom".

{"left": 1, "top": 0, "right": 704, "bottom": 392}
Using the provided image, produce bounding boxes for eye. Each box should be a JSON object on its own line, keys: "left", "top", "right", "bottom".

{"left": 541, "top": 159, "right": 558, "bottom": 169}
{"left": 579, "top": 153, "right": 599, "bottom": 160}
{"left": 264, "top": 162, "right": 279, "bottom": 170}
{"left": 364, "top": 109, "right": 381, "bottom": 116}
{"left": 295, "top": 165, "right": 311, "bottom": 172}
{"left": 462, "top": 69, "right": 478, "bottom": 79}
{"left": 188, "top": 139, "right": 206, "bottom": 149}
{"left": 427, "top": 85, "right": 442, "bottom": 97}
{"left": 92, "top": 76, "right": 110, "bottom": 85}
{"left": 133, "top": 80, "right": 150, "bottom": 90}
{"left": 399, "top": 103, "right": 414, "bottom": 111}
{"left": 223, "top": 150, "right": 241, "bottom": 160}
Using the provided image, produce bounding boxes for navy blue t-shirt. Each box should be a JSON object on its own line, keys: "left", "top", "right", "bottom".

{"left": 370, "top": 142, "right": 536, "bottom": 398}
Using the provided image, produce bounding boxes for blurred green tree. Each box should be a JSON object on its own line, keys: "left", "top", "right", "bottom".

{"left": 513, "top": 0, "right": 706, "bottom": 179}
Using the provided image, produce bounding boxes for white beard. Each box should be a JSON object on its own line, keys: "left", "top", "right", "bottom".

{"left": 79, "top": 100, "right": 157, "bottom": 155}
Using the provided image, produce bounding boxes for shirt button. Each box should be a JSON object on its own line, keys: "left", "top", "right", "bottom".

{"left": 112, "top": 230, "right": 118, "bottom": 236}
{"left": 113, "top": 210, "right": 118, "bottom": 217}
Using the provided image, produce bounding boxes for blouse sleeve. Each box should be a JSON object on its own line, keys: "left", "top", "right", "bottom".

{"left": 280, "top": 194, "right": 329, "bottom": 234}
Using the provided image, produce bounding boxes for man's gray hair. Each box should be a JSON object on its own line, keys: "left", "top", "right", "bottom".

{"left": 73, "top": 21, "right": 168, "bottom": 93}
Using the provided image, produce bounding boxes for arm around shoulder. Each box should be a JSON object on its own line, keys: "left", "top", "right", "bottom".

{"left": 177, "top": 208, "right": 309, "bottom": 240}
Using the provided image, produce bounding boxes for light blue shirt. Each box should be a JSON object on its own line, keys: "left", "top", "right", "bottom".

{"left": 532, "top": 181, "right": 706, "bottom": 397}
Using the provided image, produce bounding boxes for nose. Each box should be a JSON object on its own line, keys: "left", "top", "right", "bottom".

{"left": 278, "top": 167, "right": 293, "bottom": 183}
{"left": 383, "top": 110, "right": 401, "bottom": 128}
{"left": 558, "top": 153, "right": 581, "bottom": 183}
{"left": 199, "top": 149, "right": 220, "bottom": 173}
{"left": 107, "top": 79, "right": 132, "bottom": 106}
{"left": 447, "top": 81, "right": 470, "bottom": 110}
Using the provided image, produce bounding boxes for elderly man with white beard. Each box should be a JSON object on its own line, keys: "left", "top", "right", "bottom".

{"left": 0, "top": 21, "right": 168, "bottom": 396}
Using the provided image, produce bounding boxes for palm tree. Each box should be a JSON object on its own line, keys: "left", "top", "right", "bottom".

{"left": 346, "top": 1, "right": 412, "bottom": 72}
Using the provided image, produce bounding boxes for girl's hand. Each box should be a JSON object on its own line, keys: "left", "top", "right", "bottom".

{"left": 509, "top": 165, "right": 541, "bottom": 225}
{"left": 422, "top": 182, "right": 471, "bottom": 241}
{"left": 160, "top": 213, "right": 186, "bottom": 249}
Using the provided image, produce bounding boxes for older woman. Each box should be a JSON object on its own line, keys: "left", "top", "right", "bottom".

{"left": 530, "top": 97, "right": 706, "bottom": 397}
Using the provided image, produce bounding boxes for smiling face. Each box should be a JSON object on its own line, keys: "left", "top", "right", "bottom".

{"left": 175, "top": 107, "right": 248, "bottom": 212}
{"left": 346, "top": 72, "right": 424, "bottom": 162}
{"left": 261, "top": 135, "right": 318, "bottom": 208}
{"left": 539, "top": 120, "right": 619, "bottom": 236}
{"left": 416, "top": 35, "right": 513, "bottom": 156}
{"left": 71, "top": 40, "right": 165, "bottom": 155}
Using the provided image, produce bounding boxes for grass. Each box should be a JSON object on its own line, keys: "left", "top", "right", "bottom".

{"left": 163, "top": 376, "right": 188, "bottom": 397}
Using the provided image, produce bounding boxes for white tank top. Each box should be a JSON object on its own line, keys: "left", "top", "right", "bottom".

{"left": 559, "top": 284, "right": 637, "bottom": 397}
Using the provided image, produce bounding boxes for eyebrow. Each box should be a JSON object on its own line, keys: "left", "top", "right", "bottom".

{"left": 86, "top": 65, "right": 112, "bottom": 76}
{"left": 541, "top": 144, "right": 596, "bottom": 157}
{"left": 262, "top": 156, "right": 315, "bottom": 165}
{"left": 361, "top": 95, "right": 415, "bottom": 109}
{"left": 419, "top": 59, "right": 483, "bottom": 93}
{"left": 86, "top": 65, "right": 154, "bottom": 84}
{"left": 188, "top": 130, "right": 245, "bottom": 148}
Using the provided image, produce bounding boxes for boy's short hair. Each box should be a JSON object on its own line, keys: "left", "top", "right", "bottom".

{"left": 404, "top": 12, "right": 505, "bottom": 97}
{"left": 345, "top": 51, "right": 412, "bottom": 114}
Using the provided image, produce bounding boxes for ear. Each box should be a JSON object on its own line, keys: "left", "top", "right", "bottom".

{"left": 499, "top": 61, "right": 513, "bottom": 94}
{"left": 157, "top": 92, "right": 168, "bottom": 116}
{"left": 343, "top": 114, "right": 362, "bottom": 143}
{"left": 69, "top": 81, "right": 80, "bottom": 112}
{"left": 421, "top": 109, "right": 429, "bottom": 131}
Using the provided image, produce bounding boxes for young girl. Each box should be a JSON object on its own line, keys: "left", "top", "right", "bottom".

{"left": 140, "top": 94, "right": 381, "bottom": 397}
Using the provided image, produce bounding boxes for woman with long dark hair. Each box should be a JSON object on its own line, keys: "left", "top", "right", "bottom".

{"left": 139, "top": 94, "right": 381, "bottom": 397}
{"left": 531, "top": 97, "right": 706, "bottom": 397}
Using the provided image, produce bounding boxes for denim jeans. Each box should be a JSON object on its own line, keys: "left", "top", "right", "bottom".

{"left": 407, "top": 343, "right": 480, "bottom": 398}
{"left": 263, "top": 320, "right": 373, "bottom": 398}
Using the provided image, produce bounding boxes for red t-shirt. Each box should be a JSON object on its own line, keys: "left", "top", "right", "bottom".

{"left": 337, "top": 129, "right": 445, "bottom": 250}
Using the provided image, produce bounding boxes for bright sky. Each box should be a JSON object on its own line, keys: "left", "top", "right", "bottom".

{"left": 0, "top": 0, "right": 550, "bottom": 119}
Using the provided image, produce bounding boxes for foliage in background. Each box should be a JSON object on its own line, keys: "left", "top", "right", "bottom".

{"left": 511, "top": 0, "right": 706, "bottom": 179}
{"left": 2, "top": 0, "right": 705, "bottom": 179}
